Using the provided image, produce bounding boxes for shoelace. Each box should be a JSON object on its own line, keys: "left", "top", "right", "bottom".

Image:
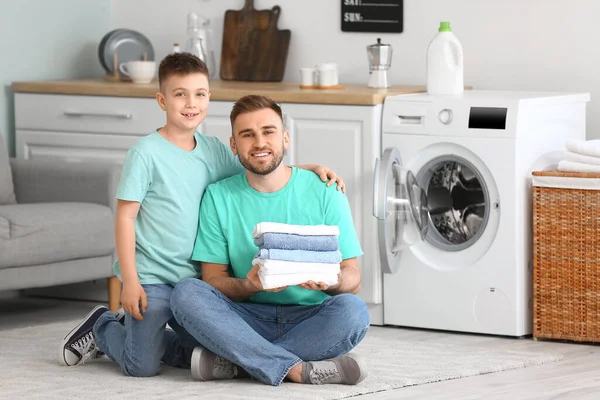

{"left": 309, "top": 367, "right": 341, "bottom": 384}
{"left": 214, "top": 356, "right": 237, "bottom": 378}
{"left": 70, "top": 332, "right": 98, "bottom": 365}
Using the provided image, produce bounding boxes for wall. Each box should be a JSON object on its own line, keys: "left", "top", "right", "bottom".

{"left": 112, "top": 0, "right": 600, "bottom": 138}
{"left": 0, "top": 0, "right": 110, "bottom": 155}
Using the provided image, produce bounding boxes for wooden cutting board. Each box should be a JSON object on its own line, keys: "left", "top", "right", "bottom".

{"left": 249, "top": 6, "right": 291, "bottom": 82}
{"left": 220, "top": 1, "right": 291, "bottom": 82}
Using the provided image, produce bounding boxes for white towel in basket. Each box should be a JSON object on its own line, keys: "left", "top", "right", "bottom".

{"left": 565, "top": 151, "right": 600, "bottom": 166}
{"left": 557, "top": 160, "right": 600, "bottom": 173}
{"left": 566, "top": 139, "right": 600, "bottom": 158}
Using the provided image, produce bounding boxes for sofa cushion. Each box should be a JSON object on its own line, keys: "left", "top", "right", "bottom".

{"left": 0, "top": 202, "right": 114, "bottom": 269}
{"left": 0, "top": 134, "right": 16, "bottom": 205}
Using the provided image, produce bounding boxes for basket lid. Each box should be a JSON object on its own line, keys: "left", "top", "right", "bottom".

{"left": 532, "top": 170, "right": 600, "bottom": 190}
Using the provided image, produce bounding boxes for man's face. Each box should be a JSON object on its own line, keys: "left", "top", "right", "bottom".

{"left": 231, "top": 108, "right": 290, "bottom": 176}
{"left": 156, "top": 73, "right": 210, "bottom": 131}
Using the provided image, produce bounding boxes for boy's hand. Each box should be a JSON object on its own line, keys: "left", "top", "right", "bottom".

{"left": 245, "top": 264, "right": 288, "bottom": 293}
{"left": 121, "top": 281, "right": 148, "bottom": 321}
{"left": 314, "top": 165, "right": 346, "bottom": 194}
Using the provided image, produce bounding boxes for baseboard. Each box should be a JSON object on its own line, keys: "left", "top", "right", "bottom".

{"left": 23, "top": 279, "right": 108, "bottom": 302}
{"left": 0, "top": 290, "right": 21, "bottom": 299}
{"left": 368, "top": 303, "right": 384, "bottom": 326}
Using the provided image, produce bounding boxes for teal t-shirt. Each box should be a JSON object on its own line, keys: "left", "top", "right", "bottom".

{"left": 191, "top": 167, "right": 363, "bottom": 305}
{"left": 114, "top": 131, "right": 243, "bottom": 284}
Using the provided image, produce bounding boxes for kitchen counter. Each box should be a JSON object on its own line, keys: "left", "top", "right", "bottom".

{"left": 12, "top": 78, "right": 425, "bottom": 105}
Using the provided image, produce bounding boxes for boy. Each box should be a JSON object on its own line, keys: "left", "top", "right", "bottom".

{"left": 58, "top": 53, "right": 344, "bottom": 377}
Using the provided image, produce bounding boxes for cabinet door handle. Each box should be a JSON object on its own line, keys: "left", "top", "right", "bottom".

{"left": 63, "top": 111, "right": 133, "bottom": 120}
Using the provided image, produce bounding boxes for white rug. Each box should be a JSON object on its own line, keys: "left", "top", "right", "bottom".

{"left": 0, "top": 321, "right": 562, "bottom": 399}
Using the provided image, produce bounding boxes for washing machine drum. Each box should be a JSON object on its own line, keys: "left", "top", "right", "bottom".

{"left": 427, "top": 161, "right": 486, "bottom": 245}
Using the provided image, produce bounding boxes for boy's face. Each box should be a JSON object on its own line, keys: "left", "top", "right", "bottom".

{"left": 156, "top": 72, "right": 210, "bottom": 132}
{"left": 230, "top": 108, "right": 289, "bottom": 176}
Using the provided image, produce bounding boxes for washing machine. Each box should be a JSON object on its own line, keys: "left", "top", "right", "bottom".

{"left": 374, "top": 90, "right": 590, "bottom": 337}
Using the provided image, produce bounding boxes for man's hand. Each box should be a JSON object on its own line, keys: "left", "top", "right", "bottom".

{"left": 298, "top": 273, "right": 341, "bottom": 292}
{"left": 121, "top": 281, "right": 147, "bottom": 321}
{"left": 314, "top": 165, "right": 346, "bottom": 194}
{"left": 245, "top": 264, "right": 288, "bottom": 293}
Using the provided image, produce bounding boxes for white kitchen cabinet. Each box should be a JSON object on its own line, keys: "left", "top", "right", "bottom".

{"left": 14, "top": 93, "right": 162, "bottom": 164}
{"left": 16, "top": 130, "right": 140, "bottom": 164}
{"left": 15, "top": 94, "right": 163, "bottom": 135}
{"left": 281, "top": 103, "right": 383, "bottom": 322}
{"left": 14, "top": 94, "right": 384, "bottom": 323}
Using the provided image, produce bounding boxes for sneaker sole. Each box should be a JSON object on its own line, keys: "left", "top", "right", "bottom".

{"left": 58, "top": 305, "right": 107, "bottom": 366}
{"left": 190, "top": 347, "right": 206, "bottom": 381}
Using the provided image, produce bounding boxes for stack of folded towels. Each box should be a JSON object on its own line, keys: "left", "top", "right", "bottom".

{"left": 558, "top": 139, "right": 600, "bottom": 173}
{"left": 252, "top": 222, "right": 342, "bottom": 290}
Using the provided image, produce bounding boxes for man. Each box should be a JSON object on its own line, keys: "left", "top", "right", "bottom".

{"left": 170, "top": 95, "right": 370, "bottom": 386}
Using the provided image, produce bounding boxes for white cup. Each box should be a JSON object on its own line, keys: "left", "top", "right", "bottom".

{"left": 316, "top": 63, "right": 339, "bottom": 87}
{"left": 299, "top": 67, "right": 316, "bottom": 87}
{"left": 119, "top": 61, "right": 156, "bottom": 84}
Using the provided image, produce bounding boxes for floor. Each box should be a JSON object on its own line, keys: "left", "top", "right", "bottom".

{"left": 2, "top": 296, "right": 600, "bottom": 399}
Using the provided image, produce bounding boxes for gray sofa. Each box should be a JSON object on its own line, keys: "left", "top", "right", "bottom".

{"left": 0, "top": 135, "right": 121, "bottom": 310}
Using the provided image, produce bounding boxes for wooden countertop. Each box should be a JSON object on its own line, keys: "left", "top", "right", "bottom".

{"left": 12, "top": 78, "right": 425, "bottom": 105}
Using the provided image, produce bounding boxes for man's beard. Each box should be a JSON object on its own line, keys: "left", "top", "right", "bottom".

{"left": 238, "top": 146, "right": 284, "bottom": 176}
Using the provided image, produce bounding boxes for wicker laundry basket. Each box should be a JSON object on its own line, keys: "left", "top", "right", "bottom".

{"left": 532, "top": 170, "right": 600, "bottom": 342}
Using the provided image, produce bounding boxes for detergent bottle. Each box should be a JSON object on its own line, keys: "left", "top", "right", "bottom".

{"left": 427, "top": 21, "right": 464, "bottom": 95}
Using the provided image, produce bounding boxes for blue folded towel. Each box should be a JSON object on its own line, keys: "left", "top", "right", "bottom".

{"left": 257, "top": 248, "right": 342, "bottom": 264}
{"left": 254, "top": 233, "right": 339, "bottom": 251}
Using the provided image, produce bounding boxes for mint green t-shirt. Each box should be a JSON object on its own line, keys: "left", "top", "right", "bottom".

{"left": 191, "top": 167, "right": 363, "bottom": 305}
{"left": 114, "top": 131, "right": 243, "bottom": 285}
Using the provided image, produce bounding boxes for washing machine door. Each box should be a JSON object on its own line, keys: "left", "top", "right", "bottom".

{"left": 374, "top": 147, "right": 429, "bottom": 274}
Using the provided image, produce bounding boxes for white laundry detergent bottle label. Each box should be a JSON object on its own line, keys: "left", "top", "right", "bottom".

{"left": 427, "top": 21, "right": 464, "bottom": 95}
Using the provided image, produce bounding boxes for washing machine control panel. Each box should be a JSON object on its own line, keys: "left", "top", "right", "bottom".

{"left": 438, "top": 108, "right": 453, "bottom": 125}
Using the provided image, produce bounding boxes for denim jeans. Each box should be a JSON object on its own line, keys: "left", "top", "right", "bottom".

{"left": 94, "top": 283, "right": 198, "bottom": 377}
{"left": 170, "top": 278, "right": 370, "bottom": 386}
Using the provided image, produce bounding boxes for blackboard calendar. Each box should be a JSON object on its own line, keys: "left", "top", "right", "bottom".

{"left": 341, "top": 0, "right": 403, "bottom": 33}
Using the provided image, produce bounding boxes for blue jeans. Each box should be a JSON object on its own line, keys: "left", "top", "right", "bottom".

{"left": 170, "top": 278, "right": 370, "bottom": 386}
{"left": 94, "top": 283, "right": 198, "bottom": 377}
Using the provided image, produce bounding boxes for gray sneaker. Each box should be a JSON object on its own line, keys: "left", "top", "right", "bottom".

{"left": 190, "top": 346, "right": 239, "bottom": 381}
{"left": 302, "top": 353, "right": 367, "bottom": 385}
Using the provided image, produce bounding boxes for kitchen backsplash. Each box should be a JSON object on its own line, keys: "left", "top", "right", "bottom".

{"left": 111, "top": 0, "right": 600, "bottom": 138}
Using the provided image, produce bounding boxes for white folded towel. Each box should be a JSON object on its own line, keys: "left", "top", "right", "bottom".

{"left": 564, "top": 151, "right": 600, "bottom": 166}
{"left": 252, "top": 258, "right": 340, "bottom": 275}
{"left": 258, "top": 272, "right": 339, "bottom": 290}
{"left": 566, "top": 139, "right": 600, "bottom": 158}
{"left": 252, "top": 222, "right": 339, "bottom": 239}
{"left": 557, "top": 160, "right": 600, "bottom": 173}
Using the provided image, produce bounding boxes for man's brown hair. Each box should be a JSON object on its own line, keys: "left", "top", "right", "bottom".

{"left": 230, "top": 95, "right": 284, "bottom": 132}
{"left": 158, "top": 52, "right": 209, "bottom": 90}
